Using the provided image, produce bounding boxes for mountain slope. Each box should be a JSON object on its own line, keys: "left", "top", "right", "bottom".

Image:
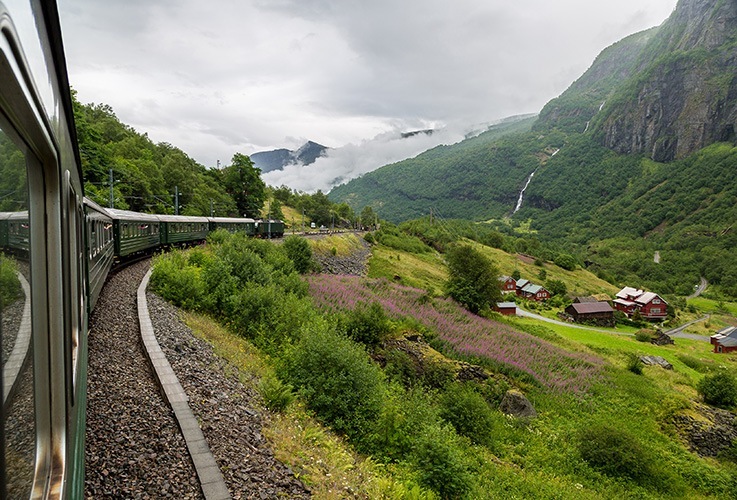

{"left": 251, "top": 141, "right": 328, "bottom": 173}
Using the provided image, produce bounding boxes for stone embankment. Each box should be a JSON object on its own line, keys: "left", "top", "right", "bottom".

{"left": 313, "top": 237, "right": 372, "bottom": 276}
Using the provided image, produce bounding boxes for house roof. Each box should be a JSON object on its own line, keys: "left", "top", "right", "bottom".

{"left": 712, "top": 326, "right": 737, "bottom": 342}
{"left": 616, "top": 286, "right": 643, "bottom": 300}
{"left": 516, "top": 279, "right": 530, "bottom": 288}
{"left": 568, "top": 302, "right": 613, "bottom": 315}
{"left": 521, "top": 283, "right": 544, "bottom": 294}
{"left": 496, "top": 302, "right": 517, "bottom": 309}
{"left": 613, "top": 298, "right": 636, "bottom": 307}
{"left": 499, "top": 276, "right": 515, "bottom": 282}
{"left": 635, "top": 291, "right": 667, "bottom": 306}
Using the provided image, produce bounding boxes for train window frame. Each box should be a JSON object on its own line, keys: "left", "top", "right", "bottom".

{"left": 0, "top": 5, "right": 84, "bottom": 496}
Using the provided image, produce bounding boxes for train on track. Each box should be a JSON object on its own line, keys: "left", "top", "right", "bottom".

{"left": 0, "top": 2, "right": 281, "bottom": 497}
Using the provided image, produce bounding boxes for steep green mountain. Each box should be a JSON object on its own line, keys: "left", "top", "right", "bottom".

{"left": 329, "top": 0, "right": 737, "bottom": 297}
{"left": 328, "top": 115, "right": 541, "bottom": 222}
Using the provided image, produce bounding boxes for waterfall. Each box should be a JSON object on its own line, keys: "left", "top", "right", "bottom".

{"left": 513, "top": 170, "right": 536, "bottom": 214}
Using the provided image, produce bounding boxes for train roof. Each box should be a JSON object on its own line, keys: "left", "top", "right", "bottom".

{"left": 106, "top": 208, "right": 161, "bottom": 222}
{"left": 157, "top": 214, "right": 210, "bottom": 223}
{"left": 209, "top": 217, "right": 256, "bottom": 223}
{"left": 83, "top": 197, "right": 112, "bottom": 217}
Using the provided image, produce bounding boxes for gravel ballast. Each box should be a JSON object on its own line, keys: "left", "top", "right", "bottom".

{"left": 85, "top": 260, "right": 202, "bottom": 498}
{"left": 86, "top": 258, "right": 310, "bottom": 498}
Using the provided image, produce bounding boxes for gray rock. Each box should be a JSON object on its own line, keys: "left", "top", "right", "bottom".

{"left": 639, "top": 355, "right": 673, "bottom": 370}
{"left": 500, "top": 390, "right": 537, "bottom": 419}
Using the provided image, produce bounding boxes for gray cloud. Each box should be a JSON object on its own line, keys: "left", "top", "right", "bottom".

{"left": 58, "top": 0, "right": 678, "bottom": 190}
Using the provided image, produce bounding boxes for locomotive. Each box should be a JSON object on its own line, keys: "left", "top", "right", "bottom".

{"left": 0, "top": 2, "right": 281, "bottom": 497}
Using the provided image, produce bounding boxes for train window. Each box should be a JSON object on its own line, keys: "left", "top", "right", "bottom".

{"left": 0, "top": 123, "right": 35, "bottom": 497}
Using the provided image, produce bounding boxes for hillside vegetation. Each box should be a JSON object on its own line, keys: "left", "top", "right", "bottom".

{"left": 149, "top": 226, "right": 737, "bottom": 499}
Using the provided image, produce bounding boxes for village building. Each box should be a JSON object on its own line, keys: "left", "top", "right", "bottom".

{"left": 565, "top": 302, "right": 615, "bottom": 326}
{"left": 499, "top": 276, "right": 517, "bottom": 292}
{"left": 613, "top": 287, "right": 668, "bottom": 321}
{"left": 517, "top": 282, "right": 550, "bottom": 301}
{"left": 710, "top": 326, "right": 737, "bottom": 353}
{"left": 494, "top": 302, "right": 518, "bottom": 316}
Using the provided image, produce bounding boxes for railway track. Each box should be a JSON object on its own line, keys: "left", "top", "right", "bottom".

{"left": 85, "top": 260, "right": 203, "bottom": 498}
{"left": 85, "top": 258, "right": 309, "bottom": 498}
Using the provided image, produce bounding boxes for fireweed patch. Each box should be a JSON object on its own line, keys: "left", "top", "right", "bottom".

{"left": 308, "top": 276, "right": 603, "bottom": 393}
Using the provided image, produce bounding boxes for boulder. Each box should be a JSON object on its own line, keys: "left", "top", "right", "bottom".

{"left": 639, "top": 355, "right": 673, "bottom": 370}
{"left": 500, "top": 389, "right": 537, "bottom": 419}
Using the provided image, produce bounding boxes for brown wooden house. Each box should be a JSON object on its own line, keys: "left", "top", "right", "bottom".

{"left": 494, "top": 302, "right": 518, "bottom": 316}
{"left": 565, "top": 302, "right": 615, "bottom": 327}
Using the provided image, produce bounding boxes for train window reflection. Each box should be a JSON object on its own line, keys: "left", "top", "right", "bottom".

{"left": 0, "top": 125, "right": 34, "bottom": 497}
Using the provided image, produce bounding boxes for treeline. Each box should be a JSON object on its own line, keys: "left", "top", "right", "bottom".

{"left": 72, "top": 92, "right": 369, "bottom": 223}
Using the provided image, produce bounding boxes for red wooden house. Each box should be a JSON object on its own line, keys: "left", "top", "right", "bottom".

{"left": 494, "top": 302, "right": 518, "bottom": 316}
{"left": 711, "top": 326, "right": 737, "bottom": 353}
{"left": 499, "top": 276, "right": 517, "bottom": 292}
{"left": 613, "top": 287, "right": 667, "bottom": 320}
{"left": 517, "top": 282, "right": 550, "bottom": 301}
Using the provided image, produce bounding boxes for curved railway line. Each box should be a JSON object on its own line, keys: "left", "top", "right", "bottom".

{"left": 85, "top": 260, "right": 309, "bottom": 498}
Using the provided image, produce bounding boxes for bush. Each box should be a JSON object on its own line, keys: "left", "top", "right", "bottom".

{"left": 635, "top": 329, "right": 653, "bottom": 342}
{"left": 697, "top": 372, "right": 737, "bottom": 408}
{"left": 412, "top": 423, "right": 474, "bottom": 498}
{"left": 578, "top": 423, "right": 653, "bottom": 483}
{"left": 627, "top": 354, "right": 644, "bottom": 375}
{"left": 280, "top": 323, "right": 386, "bottom": 438}
{"left": 282, "top": 235, "right": 315, "bottom": 274}
{"left": 150, "top": 252, "right": 205, "bottom": 310}
{"left": 439, "top": 383, "right": 496, "bottom": 447}
{"left": 343, "top": 301, "right": 393, "bottom": 346}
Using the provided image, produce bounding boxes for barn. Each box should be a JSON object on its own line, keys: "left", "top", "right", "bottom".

{"left": 565, "top": 302, "right": 615, "bottom": 327}
{"left": 494, "top": 302, "right": 518, "bottom": 316}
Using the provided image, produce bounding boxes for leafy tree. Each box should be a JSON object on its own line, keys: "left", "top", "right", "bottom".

{"left": 545, "top": 279, "right": 567, "bottom": 296}
{"left": 360, "top": 206, "right": 377, "bottom": 229}
{"left": 282, "top": 235, "right": 314, "bottom": 274}
{"left": 445, "top": 244, "right": 501, "bottom": 314}
{"left": 223, "top": 153, "right": 265, "bottom": 218}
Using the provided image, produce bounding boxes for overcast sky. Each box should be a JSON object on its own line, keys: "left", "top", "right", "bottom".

{"left": 58, "top": 0, "right": 678, "bottom": 192}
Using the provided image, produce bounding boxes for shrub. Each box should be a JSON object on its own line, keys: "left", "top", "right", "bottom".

{"left": 363, "top": 232, "right": 375, "bottom": 244}
{"left": 439, "top": 383, "right": 496, "bottom": 447}
{"left": 578, "top": 423, "right": 653, "bottom": 482}
{"left": 627, "top": 354, "right": 644, "bottom": 375}
{"left": 635, "top": 329, "right": 653, "bottom": 342}
{"left": 412, "top": 423, "right": 474, "bottom": 498}
{"left": 282, "top": 236, "right": 315, "bottom": 274}
{"left": 697, "top": 372, "right": 737, "bottom": 408}
{"left": 150, "top": 252, "right": 205, "bottom": 310}
{"left": 343, "top": 301, "right": 393, "bottom": 346}
{"left": 279, "top": 323, "right": 386, "bottom": 438}
{"left": 553, "top": 253, "right": 577, "bottom": 271}
{"left": 258, "top": 375, "right": 294, "bottom": 412}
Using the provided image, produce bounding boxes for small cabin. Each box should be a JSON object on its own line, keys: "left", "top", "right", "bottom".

{"left": 711, "top": 326, "right": 737, "bottom": 353}
{"left": 494, "top": 302, "right": 518, "bottom": 316}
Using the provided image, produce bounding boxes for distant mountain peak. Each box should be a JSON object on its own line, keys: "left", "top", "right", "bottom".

{"left": 251, "top": 141, "right": 329, "bottom": 173}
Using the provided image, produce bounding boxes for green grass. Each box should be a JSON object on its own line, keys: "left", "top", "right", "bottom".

{"left": 367, "top": 243, "right": 448, "bottom": 294}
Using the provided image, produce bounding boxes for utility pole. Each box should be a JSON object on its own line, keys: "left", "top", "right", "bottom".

{"left": 175, "top": 186, "right": 179, "bottom": 215}
{"left": 109, "top": 168, "right": 114, "bottom": 208}
{"left": 210, "top": 199, "right": 214, "bottom": 217}
{"left": 267, "top": 201, "right": 271, "bottom": 239}
{"left": 302, "top": 209, "right": 305, "bottom": 234}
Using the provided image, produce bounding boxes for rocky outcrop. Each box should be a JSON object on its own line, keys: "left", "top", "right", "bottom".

{"left": 597, "top": 0, "right": 737, "bottom": 161}
{"left": 669, "top": 403, "right": 737, "bottom": 457}
{"left": 500, "top": 390, "right": 537, "bottom": 419}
